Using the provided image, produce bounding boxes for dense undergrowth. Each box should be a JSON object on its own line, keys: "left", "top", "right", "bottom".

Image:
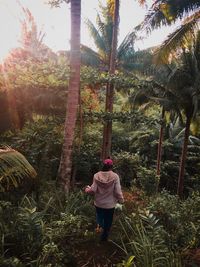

{"left": 1, "top": 187, "right": 200, "bottom": 266}
{"left": 0, "top": 115, "right": 200, "bottom": 266}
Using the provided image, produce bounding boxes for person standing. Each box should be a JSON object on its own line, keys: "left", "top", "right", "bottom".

{"left": 85, "top": 158, "right": 124, "bottom": 241}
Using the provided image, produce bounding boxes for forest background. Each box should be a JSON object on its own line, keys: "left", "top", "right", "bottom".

{"left": 0, "top": 0, "right": 200, "bottom": 266}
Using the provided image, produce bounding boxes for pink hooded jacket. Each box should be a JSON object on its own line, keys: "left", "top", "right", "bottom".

{"left": 89, "top": 170, "right": 124, "bottom": 209}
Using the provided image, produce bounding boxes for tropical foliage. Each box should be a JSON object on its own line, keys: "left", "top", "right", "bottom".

{"left": 0, "top": 147, "right": 37, "bottom": 192}
{"left": 141, "top": 0, "right": 200, "bottom": 63}
{"left": 0, "top": 0, "right": 200, "bottom": 266}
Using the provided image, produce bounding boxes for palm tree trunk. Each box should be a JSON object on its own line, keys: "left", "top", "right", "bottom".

{"left": 101, "top": 0, "right": 119, "bottom": 160}
{"left": 102, "top": 82, "right": 113, "bottom": 160}
{"left": 177, "top": 114, "right": 191, "bottom": 197}
{"left": 156, "top": 107, "right": 165, "bottom": 176}
{"left": 58, "top": 0, "right": 81, "bottom": 193}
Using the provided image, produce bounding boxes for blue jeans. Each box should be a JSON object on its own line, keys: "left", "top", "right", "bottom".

{"left": 95, "top": 206, "right": 115, "bottom": 241}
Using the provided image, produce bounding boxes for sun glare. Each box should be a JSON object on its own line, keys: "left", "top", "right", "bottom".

{"left": 0, "top": 1, "right": 21, "bottom": 62}
{"left": 0, "top": 0, "right": 177, "bottom": 63}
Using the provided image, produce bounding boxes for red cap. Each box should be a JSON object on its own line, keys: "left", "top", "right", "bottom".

{"left": 103, "top": 159, "right": 113, "bottom": 165}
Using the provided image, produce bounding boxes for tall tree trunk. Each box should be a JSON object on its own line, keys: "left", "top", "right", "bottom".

{"left": 58, "top": 0, "right": 81, "bottom": 193}
{"left": 101, "top": 0, "right": 119, "bottom": 160}
{"left": 156, "top": 107, "right": 165, "bottom": 176}
{"left": 177, "top": 114, "right": 191, "bottom": 197}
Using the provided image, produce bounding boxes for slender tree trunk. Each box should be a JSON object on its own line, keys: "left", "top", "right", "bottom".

{"left": 58, "top": 0, "right": 81, "bottom": 193}
{"left": 101, "top": 0, "right": 119, "bottom": 160}
{"left": 102, "top": 82, "right": 113, "bottom": 160}
{"left": 177, "top": 114, "right": 191, "bottom": 197}
{"left": 156, "top": 107, "right": 165, "bottom": 176}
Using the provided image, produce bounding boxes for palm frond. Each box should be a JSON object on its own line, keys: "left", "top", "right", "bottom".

{"left": 0, "top": 147, "right": 37, "bottom": 192}
{"left": 97, "top": 15, "right": 113, "bottom": 56}
{"left": 85, "top": 18, "right": 107, "bottom": 54}
{"left": 117, "top": 31, "right": 137, "bottom": 60}
{"left": 142, "top": 0, "right": 200, "bottom": 32}
{"left": 149, "top": 96, "right": 180, "bottom": 112}
{"left": 81, "top": 44, "right": 104, "bottom": 67}
{"left": 154, "top": 11, "right": 200, "bottom": 64}
{"left": 194, "top": 30, "right": 200, "bottom": 69}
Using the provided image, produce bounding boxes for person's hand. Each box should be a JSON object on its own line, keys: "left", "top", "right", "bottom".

{"left": 118, "top": 198, "right": 124, "bottom": 204}
{"left": 115, "top": 203, "right": 123, "bottom": 211}
{"left": 84, "top": 185, "right": 92, "bottom": 193}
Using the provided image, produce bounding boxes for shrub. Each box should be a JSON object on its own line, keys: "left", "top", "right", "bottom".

{"left": 0, "top": 197, "right": 45, "bottom": 264}
{"left": 114, "top": 152, "right": 140, "bottom": 187}
{"left": 73, "top": 123, "right": 102, "bottom": 183}
{"left": 38, "top": 190, "right": 95, "bottom": 266}
{"left": 37, "top": 241, "right": 76, "bottom": 267}
{"left": 149, "top": 191, "right": 200, "bottom": 249}
{"left": 1, "top": 116, "right": 64, "bottom": 180}
{"left": 136, "top": 167, "right": 159, "bottom": 196}
{"left": 11, "top": 198, "right": 45, "bottom": 260}
{"left": 117, "top": 212, "right": 182, "bottom": 267}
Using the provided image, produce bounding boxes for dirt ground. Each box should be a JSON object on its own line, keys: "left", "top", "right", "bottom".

{"left": 73, "top": 239, "right": 124, "bottom": 267}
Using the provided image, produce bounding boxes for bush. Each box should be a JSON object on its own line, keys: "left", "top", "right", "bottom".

{"left": 0, "top": 198, "right": 45, "bottom": 264}
{"left": 136, "top": 167, "right": 159, "bottom": 196}
{"left": 1, "top": 116, "right": 64, "bottom": 180}
{"left": 117, "top": 212, "right": 182, "bottom": 267}
{"left": 114, "top": 151, "right": 140, "bottom": 187}
{"left": 37, "top": 241, "right": 76, "bottom": 267}
{"left": 73, "top": 123, "right": 102, "bottom": 183}
{"left": 38, "top": 190, "right": 94, "bottom": 266}
{"left": 149, "top": 191, "right": 200, "bottom": 249}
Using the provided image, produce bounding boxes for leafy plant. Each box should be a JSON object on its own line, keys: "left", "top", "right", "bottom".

{"left": 114, "top": 151, "right": 140, "bottom": 187}
{"left": 12, "top": 199, "right": 44, "bottom": 260}
{"left": 149, "top": 191, "right": 200, "bottom": 249}
{"left": 1, "top": 117, "right": 64, "bottom": 180}
{"left": 116, "top": 212, "right": 182, "bottom": 267}
{"left": 65, "top": 190, "right": 94, "bottom": 218}
{"left": 117, "top": 256, "right": 136, "bottom": 267}
{"left": 136, "top": 167, "right": 159, "bottom": 196}
{"left": 37, "top": 242, "right": 69, "bottom": 267}
{"left": 0, "top": 147, "right": 37, "bottom": 192}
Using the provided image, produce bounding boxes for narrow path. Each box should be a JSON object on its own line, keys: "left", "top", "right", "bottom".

{"left": 72, "top": 190, "right": 200, "bottom": 267}
{"left": 73, "top": 239, "right": 123, "bottom": 267}
{"left": 71, "top": 190, "right": 142, "bottom": 266}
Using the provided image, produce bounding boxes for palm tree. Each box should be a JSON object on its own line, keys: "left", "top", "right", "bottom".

{"left": 82, "top": 1, "right": 138, "bottom": 159}
{"left": 141, "top": 0, "right": 200, "bottom": 196}
{"left": 149, "top": 35, "right": 200, "bottom": 196}
{"left": 141, "top": 0, "right": 200, "bottom": 62}
{"left": 144, "top": 47, "right": 200, "bottom": 197}
{"left": 0, "top": 147, "right": 37, "bottom": 192}
{"left": 82, "top": 2, "right": 137, "bottom": 71}
{"left": 59, "top": 0, "right": 81, "bottom": 192}
{"left": 167, "top": 47, "right": 200, "bottom": 197}
{"left": 102, "top": 0, "right": 120, "bottom": 159}
{"left": 82, "top": 1, "right": 157, "bottom": 159}
{"left": 142, "top": 0, "right": 200, "bottom": 30}
{"left": 129, "top": 63, "right": 187, "bottom": 192}
{"left": 49, "top": 0, "right": 81, "bottom": 192}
